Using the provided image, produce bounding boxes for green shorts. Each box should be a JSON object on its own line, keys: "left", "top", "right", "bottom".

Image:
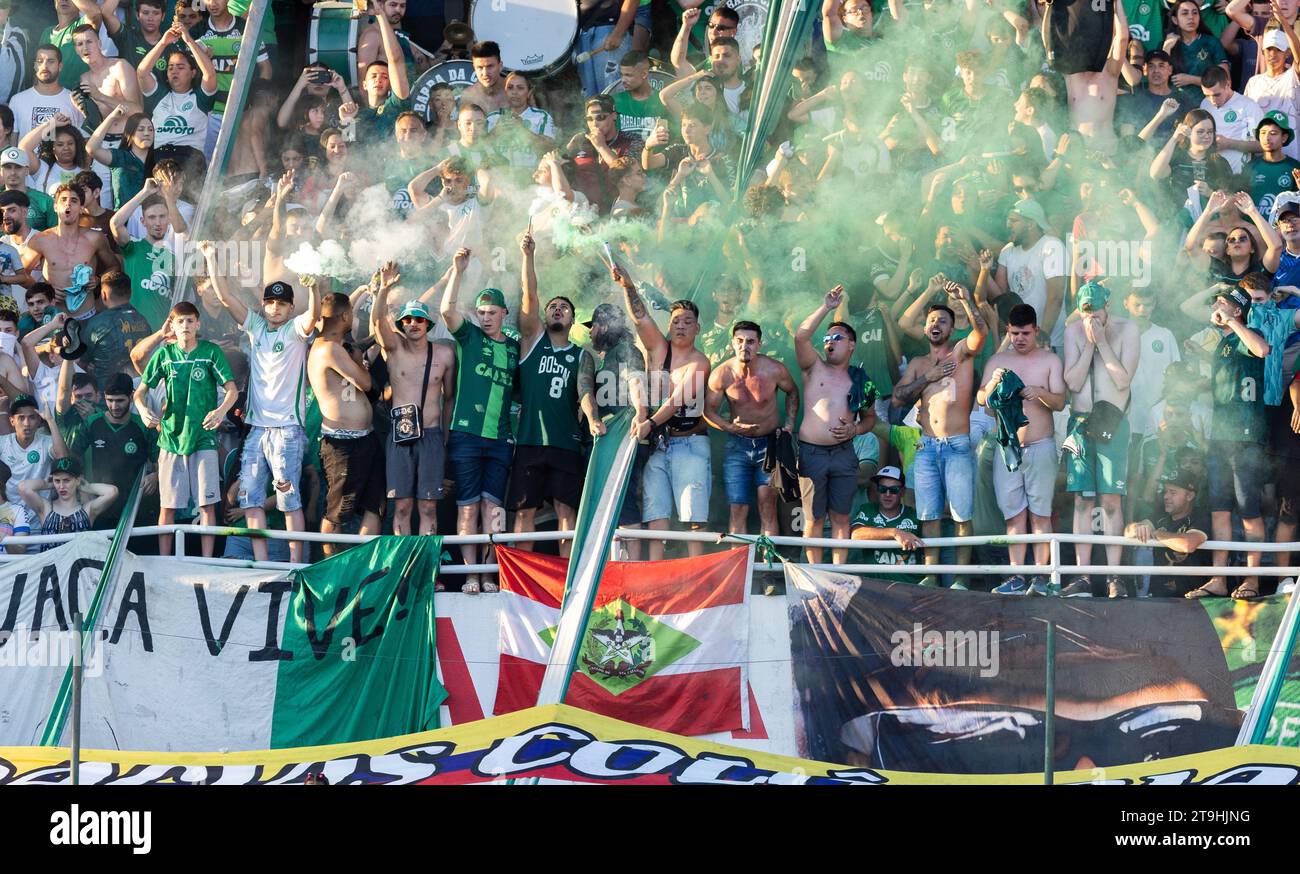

{"left": 1066, "top": 414, "right": 1130, "bottom": 496}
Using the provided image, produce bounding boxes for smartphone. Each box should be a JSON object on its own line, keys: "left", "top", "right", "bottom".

{"left": 310, "top": 69, "right": 332, "bottom": 85}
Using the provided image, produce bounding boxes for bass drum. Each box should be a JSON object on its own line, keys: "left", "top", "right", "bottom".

{"left": 410, "top": 60, "right": 476, "bottom": 124}
{"left": 727, "top": 0, "right": 770, "bottom": 65}
{"left": 468, "top": 0, "right": 578, "bottom": 78}
{"left": 309, "top": 2, "right": 360, "bottom": 88}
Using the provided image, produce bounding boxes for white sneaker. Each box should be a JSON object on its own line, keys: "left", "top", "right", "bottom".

{"left": 1280, "top": 578, "right": 1296, "bottom": 595}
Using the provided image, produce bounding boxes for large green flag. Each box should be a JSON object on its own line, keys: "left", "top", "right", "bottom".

{"left": 270, "top": 536, "right": 447, "bottom": 748}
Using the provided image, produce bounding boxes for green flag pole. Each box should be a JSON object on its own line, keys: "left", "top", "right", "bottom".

{"left": 40, "top": 467, "right": 146, "bottom": 747}
{"left": 1236, "top": 587, "right": 1300, "bottom": 746}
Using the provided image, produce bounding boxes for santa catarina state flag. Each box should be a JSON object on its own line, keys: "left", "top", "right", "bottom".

{"left": 494, "top": 546, "right": 752, "bottom": 735}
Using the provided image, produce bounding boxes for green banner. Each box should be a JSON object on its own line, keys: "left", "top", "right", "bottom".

{"left": 270, "top": 536, "right": 447, "bottom": 748}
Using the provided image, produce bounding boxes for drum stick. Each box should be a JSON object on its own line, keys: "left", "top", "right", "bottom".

{"left": 601, "top": 241, "right": 616, "bottom": 267}
{"left": 575, "top": 46, "right": 605, "bottom": 64}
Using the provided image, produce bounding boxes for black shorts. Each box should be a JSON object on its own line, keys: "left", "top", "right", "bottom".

{"left": 321, "top": 431, "right": 387, "bottom": 525}
{"left": 386, "top": 427, "right": 446, "bottom": 502}
{"left": 507, "top": 444, "right": 585, "bottom": 511}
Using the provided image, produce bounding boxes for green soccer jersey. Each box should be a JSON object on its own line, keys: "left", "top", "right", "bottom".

{"left": 1244, "top": 155, "right": 1300, "bottom": 218}
{"left": 850, "top": 501, "right": 920, "bottom": 582}
{"left": 23, "top": 188, "right": 56, "bottom": 232}
{"left": 1211, "top": 332, "right": 1267, "bottom": 442}
{"left": 516, "top": 334, "right": 583, "bottom": 452}
{"left": 612, "top": 89, "right": 666, "bottom": 143}
{"left": 121, "top": 239, "right": 175, "bottom": 331}
{"left": 451, "top": 321, "right": 519, "bottom": 441}
{"left": 1124, "top": 0, "right": 1164, "bottom": 51}
{"left": 140, "top": 340, "right": 234, "bottom": 455}
{"left": 855, "top": 307, "right": 895, "bottom": 397}
{"left": 191, "top": 18, "right": 268, "bottom": 113}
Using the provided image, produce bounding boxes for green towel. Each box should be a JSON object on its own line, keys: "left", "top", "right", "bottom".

{"left": 987, "top": 370, "right": 1029, "bottom": 471}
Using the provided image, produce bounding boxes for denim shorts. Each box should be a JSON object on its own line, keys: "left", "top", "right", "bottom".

{"left": 723, "top": 433, "right": 772, "bottom": 506}
{"left": 238, "top": 425, "right": 306, "bottom": 513}
{"left": 448, "top": 430, "right": 514, "bottom": 507}
{"left": 913, "top": 433, "right": 975, "bottom": 523}
{"left": 641, "top": 434, "right": 711, "bottom": 523}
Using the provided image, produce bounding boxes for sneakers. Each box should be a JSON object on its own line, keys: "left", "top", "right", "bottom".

{"left": 948, "top": 579, "right": 970, "bottom": 591}
{"left": 993, "top": 575, "right": 1029, "bottom": 595}
{"left": 1059, "top": 577, "right": 1093, "bottom": 598}
{"left": 918, "top": 574, "right": 940, "bottom": 588}
{"left": 1028, "top": 576, "right": 1050, "bottom": 597}
{"left": 1280, "top": 578, "right": 1296, "bottom": 595}
{"left": 1107, "top": 576, "right": 1129, "bottom": 599}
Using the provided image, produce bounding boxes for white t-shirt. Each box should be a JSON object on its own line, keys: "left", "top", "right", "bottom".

{"left": 126, "top": 200, "right": 195, "bottom": 246}
{"left": 434, "top": 195, "right": 484, "bottom": 257}
{"left": 1129, "top": 323, "right": 1181, "bottom": 435}
{"left": 997, "top": 235, "right": 1068, "bottom": 348}
{"left": 242, "top": 310, "right": 314, "bottom": 429}
{"left": 7, "top": 87, "right": 86, "bottom": 139}
{"left": 1245, "top": 69, "right": 1300, "bottom": 162}
{"left": 28, "top": 159, "right": 113, "bottom": 209}
{"left": 723, "top": 81, "right": 748, "bottom": 125}
{"left": 1201, "top": 91, "right": 1264, "bottom": 172}
{"left": 0, "top": 431, "right": 54, "bottom": 504}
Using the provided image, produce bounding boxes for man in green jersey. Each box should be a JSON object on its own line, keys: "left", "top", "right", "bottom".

{"left": 849, "top": 466, "right": 923, "bottom": 581}
{"left": 1187, "top": 286, "right": 1272, "bottom": 600}
{"left": 441, "top": 247, "right": 518, "bottom": 593}
{"left": 133, "top": 300, "right": 237, "bottom": 558}
{"left": 58, "top": 369, "right": 155, "bottom": 529}
{"left": 507, "top": 232, "right": 586, "bottom": 557}
{"left": 110, "top": 182, "right": 174, "bottom": 330}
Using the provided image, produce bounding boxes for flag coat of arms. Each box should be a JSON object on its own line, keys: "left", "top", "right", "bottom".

{"left": 494, "top": 546, "right": 752, "bottom": 735}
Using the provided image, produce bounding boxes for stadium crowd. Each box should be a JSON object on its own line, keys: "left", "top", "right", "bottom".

{"left": 0, "top": 0, "right": 1297, "bottom": 599}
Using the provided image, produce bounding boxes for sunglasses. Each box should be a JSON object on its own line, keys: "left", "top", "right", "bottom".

{"left": 877, "top": 485, "right": 902, "bottom": 495}
{"left": 823, "top": 333, "right": 848, "bottom": 343}
{"left": 1226, "top": 235, "right": 1250, "bottom": 243}
{"left": 399, "top": 316, "right": 428, "bottom": 324}
{"left": 586, "top": 112, "right": 610, "bottom": 122}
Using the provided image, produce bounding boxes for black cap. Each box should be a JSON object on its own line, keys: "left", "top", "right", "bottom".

{"left": 104, "top": 372, "right": 134, "bottom": 397}
{"left": 582, "top": 302, "right": 624, "bottom": 328}
{"left": 52, "top": 456, "right": 82, "bottom": 477}
{"left": 1215, "top": 285, "right": 1252, "bottom": 314}
{"left": 8, "top": 394, "right": 37, "bottom": 414}
{"left": 57, "top": 317, "right": 87, "bottom": 360}
{"left": 1161, "top": 467, "right": 1199, "bottom": 493}
{"left": 263, "top": 281, "right": 294, "bottom": 303}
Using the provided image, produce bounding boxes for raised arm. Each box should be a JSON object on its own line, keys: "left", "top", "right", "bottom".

{"left": 439, "top": 247, "right": 471, "bottom": 334}
{"left": 110, "top": 177, "right": 158, "bottom": 246}
{"left": 130, "top": 320, "right": 171, "bottom": 377}
{"left": 81, "top": 481, "right": 120, "bottom": 521}
{"left": 137, "top": 24, "right": 179, "bottom": 93}
{"left": 179, "top": 25, "right": 219, "bottom": 95}
{"left": 795, "top": 285, "right": 844, "bottom": 371}
{"left": 611, "top": 259, "right": 666, "bottom": 361}
{"left": 899, "top": 275, "right": 943, "bottom": 340}
{"left": 671, "top": 9, "right": 702, "bottom": 75}
{"left": 376, "top": 4, "right": 409, "bottom": 100}
{"left": 17, "top": 479, "right": 50, "bottom": 520}
{"left": 658, "top": 69, "right": 705, "bottom": 119}
{"left": 1105, "top": 0, "right": 1130, "bottom": 75}
{"left": 518, "top": 231, "right": 542, "bottom": 348}
{"left": 19, "top": 313, "right": 66, "bottom": 381}
{"left": 371, "top": 261, "right": 403, "bottom": 352}
{"left": 1220, "top": 308, "right": 1272, "bottom": 358}
{"left": 199, "top": 240, "right": 249, "bottom": 325}
{"left": 947, "top": 281, "right": 988, "bottom": 359}
{"left": 1150, "top": 122, "right": 1189, "bottom": 180}
{"left": 1236, "top": 191, "right": 1284, "bottom": 270}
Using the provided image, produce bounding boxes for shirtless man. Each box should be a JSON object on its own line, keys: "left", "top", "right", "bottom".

{"left": 73, "top": 24, "right": 142, "bottom": 141}
{"left": 703, "top": 320, "right": 799, "bottom": 538}
{"left": 1061, "top": 281, "right": 1141, "bottom": 598}
{"left": 309, "top": 292, "right": 385, "bottom": 556}
{"left": 1063, "top": 2, "right": 1128, "bottom": 155}
{"left": 373, "top": 260, "right": 455, "bottom": 537}
{"left": 892, "top": 280, "right": 988, "bottom": 588}
{"left": 21, "top": 184, "right": 120, "bottom": 320}
{"left": 977, "top": 304, "right": 1067, "bottom": 596}
{"left": 356, "top": 0, "right": 432, "bottom": 84}
{"left": 795, "top": 285, "right": 877, "bottom": 566}
{"left": 459, "top": 41, "right": 508, "bottom": 115}
{"left": 618, "top": 261, "right": 711, "bottom": 559}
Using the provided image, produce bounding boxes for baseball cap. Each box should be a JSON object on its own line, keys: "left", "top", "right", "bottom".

{"left": 1257, "top": 110, "right": 1295, "bottom": 146}
{"left": 475, "top": 288, "right": 507, "bottom": 309}
{"left": 1263, "top": 29, "right": 1290, "bottom": 52}
{"left": 1009, "top": 198, "right": 1051, "bottom": 234}
{"left": 263, "top": 281, "right": 294, "bottom": 302}
{"left": 872, "top": 465, "right": 906, "bottom": 487}
{"left": 1161, "top": 467, "right": 1199, "bottom": 493}
{"left": 52, "top": 456, "right": 83, "bottom": 477}
{"left": 1273, "top": 190, "right": 1300, "bottom": 223}
{"left": 104, "top": 372, "right": 134, "bottom": 397}
{"left": 0, "top": 147, "right": 25, "bottom": 167}
{"left": 583, "top": 302, "right": 624, "bottom": 328}
{"left": 396, "top": 300, "right": 431, "bottom": 322}
{"left": 1215, "top": 284, "right": 1252, "bottom": 313}
{"left": 1077, "top": 280, "right": 1110, "bottom": 311}
{"left": 8, "top": 394, "right": 37, "bottom": 414}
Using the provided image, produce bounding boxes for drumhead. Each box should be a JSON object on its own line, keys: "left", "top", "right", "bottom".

{"left": 728, "top": 0, "right": 770, "bottom": 64}
{"left": 410, "top": 60, "right": 476, "bottom": 123}
{"left": 469, "top": 0, "right": 578, "bottom": 77}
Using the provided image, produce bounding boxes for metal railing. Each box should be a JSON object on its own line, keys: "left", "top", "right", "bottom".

{"left": 2, "top": 525, "right": 1299, "bottom": 583}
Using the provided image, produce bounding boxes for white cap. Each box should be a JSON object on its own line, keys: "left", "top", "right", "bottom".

{"left": 1264, "top": 29, "right": 1289, "bottom": 52}
{"left": 0, "top": 147, "right": 24, "bottom": 166}
{"left": 872, "top": 465, "right": 905, "bottom": 485}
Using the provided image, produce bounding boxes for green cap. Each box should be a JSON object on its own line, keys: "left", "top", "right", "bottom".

{"left": 1077, "top": 280, "right": 1110, "bottom": 312}
{"left": 475, "top": 288, "right": 507, "bottom": 309}
{"left": 396, "top": 300, "right": 431, "bottom": 322}
{"left": 1257, "top": 110, "right": 1295, "bottom": 146}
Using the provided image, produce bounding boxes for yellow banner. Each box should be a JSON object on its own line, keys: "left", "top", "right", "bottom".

{"left": 2, "top": 705, "right": 1298, "bottom": 785}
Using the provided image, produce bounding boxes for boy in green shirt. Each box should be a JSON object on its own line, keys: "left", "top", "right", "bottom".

{"left": 133, "top": 301, "right": 237, "bottom": 558}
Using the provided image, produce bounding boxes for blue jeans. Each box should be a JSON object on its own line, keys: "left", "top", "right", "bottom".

{"left": 914, "top": 434, "right": 974, "bottom": 523}
{"left": 448, "top": 430, "right": 513, "bottom": 506}
{"left": 575, "top": 24, "right": 632, "bottom": 96}
{"left": 641, "top": 435, "right": 711, "bottom": 523}
{"left": 723, "top": 433, "right": 772, "bottom": 506}
{"left": 238, "top": 425, "right": 306, "bottom": 513}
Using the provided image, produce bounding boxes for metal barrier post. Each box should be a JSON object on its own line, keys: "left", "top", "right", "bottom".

{"left": 71, "top": 612, "right": 82, "bottom": 786}
{"left": 1044, "top": 620, "right": 1056, "bottom": 785}
{"left": 1049, "top": 537, "right": 1061, "bottom": 592}
{"left": 175, "top": 528, "right": 185, "bottom": 558}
